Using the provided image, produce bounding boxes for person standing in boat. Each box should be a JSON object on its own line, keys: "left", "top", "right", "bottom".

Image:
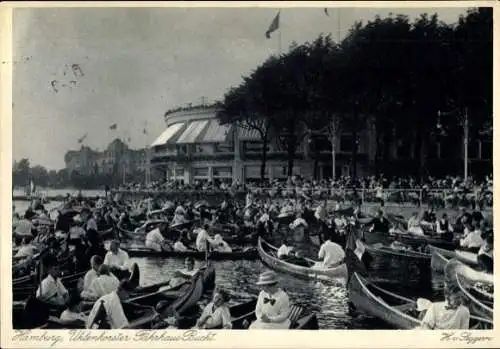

{"left": 195, "top": 289, "right": 232, "bottom": 329}
{"left": 314, "top": 200, "right": 328, "bottom": 244}
{"left": 82, "top": 208, "right": 104, "bottom": 259}
{"left": 86, "top": 280, "right": 131, "bottom": 329}
{"left": 81, "top": 264, "right": 120, "bottom": 301}
{"left": 104, "top": 240, "right": 130, "bottom": 277}
{"left": 249, "top": 271, "right": 291, "bottom": 329}
{"left": 145, "top": 222, "right": 171, "bottom": 252}
{"left": 418, "top": 283, "right": 470, "bottom": 330}
{"left": 312, "top": 232, "right": 345, "bottom": 269}
{"left": 36, "top": 261, "right": 69, "bottom": 307}
{"left": 80, "top": 255, "right": 103, "bottom": 298}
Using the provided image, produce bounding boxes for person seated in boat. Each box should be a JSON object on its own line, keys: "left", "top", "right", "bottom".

{"left": 145, "top": 222, "right": 171, "bottom": 252}
{"left": 14, "top": 210, "right": 36, "bottom": 241}
{"left": 436, "top": 213, "right": 453, "bottom": 237}
{"left": 104, "top": 240, "right": 130, "bottom": 276}
{"left": 415, "top": 298, "right": 432, "bottom": 320}
{"left": 210, "top": 234, "right": 232, "bottom": 253}
{"left": 477, "top": 233, "right": 493, "bottom": 273}
{"left": 459, "top": 224, "right": 483, "bottom": 252}
{"left": 454, "top": 207, "right": 472, "bottom": 234}
{"left": 418, "top": 283, "right": 470, "bottom": 330}
{"left": 81, "top": 264, "right": 120, "bottom": 301}
{"left": 152, "top": 304, "right": 185, "bottom": 329}
{"left": 60, "top": 294, "right": 88, "bottom": 324}
{"left": 195, "top": 224, "right": 215, "bottom": 252}
{"left": 249, "top": 271, "right": 291, "bottom": 329}
{"left": 14, "top": 236, "right": 38, "bottom": 259}
{"left": 80, "top": 255, "right": 103, "bottom": 296}
{"left": 407, "top": 212, "right": 424, "bottom": 236}
{"left": 289, "top": 213, "right": 308, "bottom": 238}
{"left": 86, "top": 280, "right": 132, "bottom": 329}
{"left": 171, "top": 205, "right": 188, "bottom": 226}
{"left": 168, "top": 257, "right": 198, "bottom": 288}
{"left": 195, "top": 289, "right": 232, "bottom": 329}
{"left": 312, "top": 233, "right": 346, "bottom": 269}
{"left": 369, "top": 210, "right": 390, "bottom": 234}
{"left": 36, "top": 261, "right": 69, "bottom": 307}
{"left": 173, "top": 234, "right": 190, "bottom": 252}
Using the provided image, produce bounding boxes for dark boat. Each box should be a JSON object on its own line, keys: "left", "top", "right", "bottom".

{"left": 257, "top": 237, "right": 347, "bottom": 282}
{"left": 364, "top": 243, "right": 431, "bottom": 263}
{"left": 348, "top": 272, "right": 492, "bottom": 329}
{"left": 363, "top": 230, "right": 458, "bottom": 250}
{"left": 122, "top": 246, "right": 258, "bottom": 260}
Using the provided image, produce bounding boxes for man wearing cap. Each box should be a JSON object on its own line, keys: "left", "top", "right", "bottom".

{"left": 249, "top": 270, "right": 291, "bottom": 329}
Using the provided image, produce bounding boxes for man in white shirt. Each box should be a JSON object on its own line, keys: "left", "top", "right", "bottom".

{"left": 15, "top": 211, "right": 36, "bottom": 238}
{"left": 460, "top": 227, "right": 483, "bottom": 250}
{"left": 104, "top": 240, "right": 130, "bottom": 273}
{"left": 250, "top": 271, "right": 291, "bottom": 329}
{"left": 145, "top": 223, "right": 169, "bottom": 252}
{"left": 80, "top": 255, "right": 103, "bottom": 297}
{"left": 210, "top": 234, "right": 232, "bottom": 253}
{"left": 277, "top": 241, "right": 294, "bottom": 259}
{"left": 86, "top": 281, "right": 131, "bottom": 329}
{"left": 14, "top": 236, "right": 38, "bottom": 258}
{"left": 82, "top": 264, "right": 120, "bottom": 301}
{"left": 36, "top": 263, "right": 69, "bottom": 307}
{"left": 195, "top": 225, "right": 214, "bottom": 252}
{"left": 313, "top": 236, "right": 346, "bottom": 269}
{"left": 167, "top": 257, "right": 199, "bottom": 288}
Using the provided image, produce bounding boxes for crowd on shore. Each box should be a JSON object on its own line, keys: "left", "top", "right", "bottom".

{"left": 115, "top": 175, "right": 493, "bottom": 209}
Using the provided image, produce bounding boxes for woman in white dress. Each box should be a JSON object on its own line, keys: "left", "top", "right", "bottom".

{"left": 249, "top": 271, "right": 291, "bottom": 329}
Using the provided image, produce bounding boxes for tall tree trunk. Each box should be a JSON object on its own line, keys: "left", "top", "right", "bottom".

{"left": 260, "top": 137, "right": 268, "bottom": 181}
{"left": 351, "top": 127, "right": 358, "bottom": 178}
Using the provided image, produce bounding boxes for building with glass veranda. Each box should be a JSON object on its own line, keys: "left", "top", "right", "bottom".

{"left": 149, "top": 103, "right": 378, "bottom": 184}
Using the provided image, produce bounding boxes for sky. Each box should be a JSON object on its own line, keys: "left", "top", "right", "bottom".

{"left": 12, "top": 5, "right": 469, "bottom": 170}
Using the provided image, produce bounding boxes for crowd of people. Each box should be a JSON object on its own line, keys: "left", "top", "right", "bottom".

{"left": 115, "top": 174, "right": 493, "bottom": 209}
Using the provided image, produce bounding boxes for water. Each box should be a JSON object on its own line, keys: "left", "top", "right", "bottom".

{"left": 129, "top": 257, "right": 444, "bottom": 329}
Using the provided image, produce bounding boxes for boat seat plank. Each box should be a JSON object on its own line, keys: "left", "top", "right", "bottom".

{"left": 289, "top": 305, "right": 304, "bottom": 325}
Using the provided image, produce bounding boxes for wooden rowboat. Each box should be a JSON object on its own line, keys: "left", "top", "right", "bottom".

{"left": 363, "top": 230, "right": 457, "bottom": 250}
{"left": 448, "top": 261, "right": 493, "bottom": 321}
{"left": 428, "top": 245, "right": 478, "bottom": 273}
{"left": 348, "top": 272, "right": 492, "bottom": 329}
{"left": 364, "top": 243, "right": 431, "bottom": 263}
{"left": 122, "top": 246, "right": 258, "bottom": 260}
{"left": 228, "top": 299, "right": 319, "bottom": 330}
{"left": 257, "top": 237, "right": 347, "bottom": 282}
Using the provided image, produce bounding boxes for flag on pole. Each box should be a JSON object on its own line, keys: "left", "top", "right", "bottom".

{"left": 324, "top": 8, "right": 329, "bottom": 16}
{"left": 265, "top": 11, "right": 280, "bottom": 39}
{"left": 109, "top": 123, "right": 117, "bottom": 130}
{"left": 77, "top": 133, "right": 87, "bottom": 144}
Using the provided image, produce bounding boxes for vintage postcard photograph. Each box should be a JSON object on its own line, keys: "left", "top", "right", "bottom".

{"left": 1, "top": 1, "right": 497, "bottom": 348}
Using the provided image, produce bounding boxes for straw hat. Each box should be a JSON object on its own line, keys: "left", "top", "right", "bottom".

{"left": 416, "top": 298, "right": 432, "bottom": 312}
{"left": 256, "top": 270, "right": 279, "bottom": 286}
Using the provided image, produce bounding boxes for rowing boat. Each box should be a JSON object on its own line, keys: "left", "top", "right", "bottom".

{"left": 428, "top": 245, "right": 478, "bottom": 272}
{"left": 448, "top": 261, "right": 493, "bottom": 321}
{"left": 17, "top": 266, "right": 215, "bottom": 329}
{"left": 363, "top": 230, "right": 458, "bottom": 250}
{"left": 348, "top": 272, "right": 492, "bottom": 329}
{"left": 122, "top": 246, "right": 259, "bottom": 260}
{"left": 364, "top": 243, "right": 431, "bottom": 263}
{"left": 257, "top": 237, "right": 347, "bottom": 282}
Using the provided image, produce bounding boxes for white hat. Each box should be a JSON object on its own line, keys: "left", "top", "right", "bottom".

{"left": 256, "top": 270, "right": 279, "bottom": 286}
{"left": 416, "top": 298, "right": 432, "bottom": 311}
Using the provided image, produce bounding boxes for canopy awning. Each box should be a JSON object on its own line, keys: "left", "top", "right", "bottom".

{"left": 151, "top": 123, "right": 185, "bottom": 147}
{"left": 200, "top": 120, "right": 232, "bottom": 143}
{"left": 238, "top": 127, "right": 261, "bottom": 141}
{"left": 176, "top": 119, "right": 209, "bottom": 144}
